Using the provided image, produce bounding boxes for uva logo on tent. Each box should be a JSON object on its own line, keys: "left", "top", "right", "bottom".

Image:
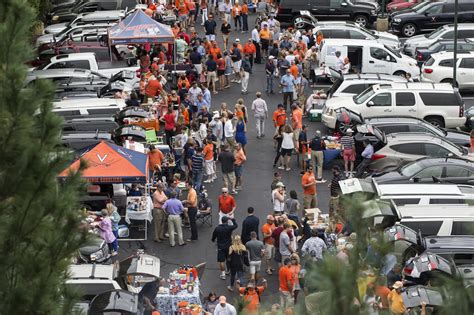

{"left": 97, "top": 153, "right": 108, "bottom": 163}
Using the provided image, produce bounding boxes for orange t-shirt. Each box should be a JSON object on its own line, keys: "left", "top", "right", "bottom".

{"left": 209, "top": 46, "right": 222, "bottom": 61}
{"left": 239, "top": 286, "right": 265, "bottom": 312}
{"left": 148, "top": 149, "right": 164, "bottom": 170}
{"left": 178, "top": 78, "right": 191, "bottom": 89}
{"left": 145, "top": 80, "right": 163, "bottom": 97}
{"left": 273, "top": 109, "right": 287, "bottom": 127}
{"left": 259, "top": 29, "right": 270, "bottom": 40}
{"left": 301, "top": 172, "right": 316, "bottom": 195}
{"left": 203, "top": 143, "right": 214, "bottom": 161}
{"left": 262, "top": 223, "right": 275, "bottom": 245}
{"left": 241, "top": 4, "right": 248, "bottom": 14}
{"left": 290, "top": 64, "right": 299, "bottom": 79}
{"left": 218, "top": 195, "right": 236, "bottom": 213}
{"left": 279, "top": 266, "right": 294, "bottom": 292}
{"left": 292, "top": 109, "right": 303, "bottom": 130}
{"left": 243, "top": 43, "right": 256, "bottom": 55}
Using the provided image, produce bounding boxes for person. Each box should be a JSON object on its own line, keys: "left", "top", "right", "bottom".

{"left": 222, "top": 113, "right": 235, "bottom": 148}
{"left": 342, "top": 57, "right": 351, "bottom": 74}
{"left": 272, "top": 182, "right": 286, "bottom": 215}
{"left": 191, "top": 146, "right": 205, "bottom": 192}
{"left": 234, "top": 116, "right": 247, "bottom": 152}
{"left": 218, "top": 144, "right": 237, "bottom": 193}
{"left": 233, "top": 143, "right": 246, "bottom": 190}
{"left": 202, "top": 139, "right": 215, "bottom": 183}
{"left": 298, "top": 125, "right": 309, "bottom": 173}
{"left": 243, "top": 39, "right": 256, "bottom": 68}
{"left": 251, "top": 92, "right": 268, "bottom": 139}
{"left": 218, "top": 187, "right": 236, "bottom": 224}
{"left": 279, "top": 258, "right": 294, "bottom": 309}
{"left": 230, "top": 42, "right": 242, "bottom": 84}
{"left": 241, "top": 1, "right": 249, "bottom": 32}
{"left": 152, "top": 183, "right": 168, "bottom": 242}
{"left": 203, "top": 292, "right": 219, "bottom": 314}
{"left": 96, "top": 209, "right": 117, "bottom": 255}
{"left": 272, "top": 103, "right": 287, "bottom": 133}
{"left": 227, "top": 235, "right": 249, "bottom": 291}
{"left": 280, "top": 125, "right": 295, "bottom": 171}
{"left": 261, "top": 215, "right": 275, "bottom": 276}
{"left": 265, "top": 56, "right": 276, "bottom": 94}
{"left": 251, "top": 25, "right": 261, "bottom": 64}
{"left": 289, "top": 254, "right": 302, "bottom": 303}
{"left": 279, "top": 223, "right": 295, "bottom": 263}
{"left": 309, "top": 130, "right": 326, "bottom": 183}
{"left": 355, "top": 139, "right": 374, "bottom": 178}
{"left": 213, "top": 296, "right": 237, "bottom": 314}
{"left": 241, "top": 54, "right": 251, "bottom": 94}
{"left": 162, "top": 191, "right": 186, "bottom": 247}
{"left": 231, "top": 0, "right": 242, "bottom": 31}
{"left": 200, "top": 0, "right": 208, "bottom": 25}
{"left": 221, "top": 19, "right": 232, "bottom": 50}
{"left": 335, "top": 50, "right": 344, "bottom": 71}
{"left": 241, "top": 207, "right": 259, "bottom": 244}
{"left": 280, "top": 69, "right": 295, "bottom": 111}
{"left": 245, "top": 231, "right": 264, "bottom": 281}
{"left": 148, "top": 145, "right": 164, "bottom": 176}
{"left": 387, "top": 281, "right": 406, "bottom": 315}
{"left": 340, "top": 128, "right": 356, "bottom": 178}
{"left": 363, "top": 286, "right": 380, "bottom": 315}
{"left": 128, "top": 183, "right": 142, "bottom": 196}
{"left": 183, "top": 181, "right": 198, "bottom": 242}
{"left": 204, "top": 14, "right": 217, "bottom": 41}
{"left": 291, "top": 104, "right": 303, "bottom": 144}
{"left": 301, "top": 165, "right": 317, "bottom": 209}
{"left": 160, "top": 106, "right": 176, "bottom": 146}
{"left": 205, "top": 55, "right": 218, "bottom": 94}
{"left": 284, "top": 190, "right": 301, "bottom": 223}
{"left": 259, "top": 24, "right": 270, "bottom": 58}
{"left": 328, "top": 165, "right": 342, "bottom": 217}
{"left": 236, "top": 278, "right": 267, "bottom": 314}
{"left": 301, "top": 228, "right": 327, "bottom": 262}
{"left": 139, "top": 277, "right": 164, "bottom": 314}
{"left": 212, "top": 216, "right": 238, "bottom": 280}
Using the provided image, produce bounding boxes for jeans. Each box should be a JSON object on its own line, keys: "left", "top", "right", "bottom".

{"left": 255, "top": 116, "right": 265, "bottom": 137}
{"left": 266, "top": 74, "right": 274, "bottom": 93}
{"left": 168, "top": 214, "right": 184, "bottom": 246}
{"left": 188, "top": 207, "right": 198, "bottom": 240}
{"left": 111, "top": 230, "right": 119, "bottom": 252}
{"left": 229, "top": 269, "right": 243, "bottom": 286}
{"left": 253, "top": 41, "right": 261, "bottom": 63}
{"left": 283, "top": 92, "right": 293, "bottom": 111}
{"left": 241, "top": 71, "right": 250, "bottom": 92}
{"left": 234, "top": 15, "right": 242, "bottom": 29}
{"left": 192, "top": 171, "right": 203, "bottom": 192}
{"left": 242, "top": 14, "right": 248, "bottom": 31}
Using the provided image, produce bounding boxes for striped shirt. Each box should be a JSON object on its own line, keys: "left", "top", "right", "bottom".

{"left": 340, "top": 136, "right": 355, "bottom": 150}
{"left": 191, "top": 153, "right": 204, "bottom": 173}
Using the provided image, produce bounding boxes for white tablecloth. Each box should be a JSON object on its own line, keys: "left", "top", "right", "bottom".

{"left": 125, "top": 196, "right": 153, "bottom": 224}
{"left": 154, "top": 282, "right": 202, "bottom": 314}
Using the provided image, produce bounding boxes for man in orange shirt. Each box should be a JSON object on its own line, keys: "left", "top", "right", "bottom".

{"left": 144, "top": 74, "right": 163, "bottom": 99}
{"left": 259, "top": 24, "right": 271, "bottom": 57}
{"left": 290, "top": 60, "right": 299, "bottom": 79}
{"left": 234, "top": 143, "right": 246, "bottom": 190}
{"left": 243, "top": 38, "right": 256, "bottom": 68}
{"left": 241, "top": 1, "right": 249, "bottom": 32}
{"left": 236, "top": 279, "right": 267, "bottom": 314}
{"left": 148, "top": 145, "right": 164, "bottom": 178}
{"left": 301, "top": 165, "right": 317, "bottom": 209}
{"left": 218, "top": 187, "right": 236, "bottom": 224}
{"left": 279, "top": 258, "right": 294, "bottom": 308}
{"left": 209, "top": 41, "right": 222, "bottom": 61}
{"left": 272, "top": 103, "right": 287, "bottom": 129}
{"left": 203, "top": 139, "right": 215, "bottom": 183}
{"left": 291, "top": 104, "right": 303, "bottom": 145}
{"left": 261, "top": 215, "right": 275, "bottom": 275}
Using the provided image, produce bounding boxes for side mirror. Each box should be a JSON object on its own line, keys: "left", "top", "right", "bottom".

{"left": 367, "top": 101, "right": 375, "bottom": 107}
{"left": 412, "top": 177, "right": 420, "bottom": 183}
{"left": 341, "top": 2, "right": 348, "bottom": 6}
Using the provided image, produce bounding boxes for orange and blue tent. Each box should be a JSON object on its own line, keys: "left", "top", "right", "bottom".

{"left": 59, "top": 141, "right": 149, "bottom": 183}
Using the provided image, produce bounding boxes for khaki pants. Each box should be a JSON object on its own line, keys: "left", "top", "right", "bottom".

{"left": 152, "top": 208, "right": 167, "bottom": 240}
{"left": 223, "top": 172, "right": 236, "bottom": 189}
{"left": 226, "top": 136, "right": 235, "bottom": 148}
{"left": 311, "top": 150, "right": 324, "bottom": 179}
{"left": 167, "top": 214, "right": 184, "bottom": 246}
{"left": 280, "top": 290, "right": 294, "bottom": 308}
{"left": 303, "top": 193, "right": 318, "bottom": 209}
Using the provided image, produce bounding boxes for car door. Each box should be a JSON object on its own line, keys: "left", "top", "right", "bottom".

{"left": 366, "top": 47, "right": 396, "bottom": 74}
{"left": 393, "top": 92, "right": 417, "bottom": 118}
{"left": 328, "top": 0, "right": 351, "bottom": 19}
{"left": 458, "top": 57, "right": 474, "bottom": 89}
{"left": 411, "top": 165, "right": 443, "bottom": 183}
{"left": 363, "top": 92, "right": 394, "bottom": 117}
{"left": 423, "top": 143, "right": 452, "bottom": 158}
{"left": 310, "top": 0, "right": 330, "bottom": 19}
{"left": 443, "top": 165, "right": 474, "bottom": 185}
{"left": 421, "top": 3, "right": 445, "bottom": 31}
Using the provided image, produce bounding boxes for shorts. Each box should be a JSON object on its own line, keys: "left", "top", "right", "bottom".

{"left": 207, "top": 71, "right": 217, "bottom": 82}
{"left": 281, "top": 148, "right": 293, "bottom": 156}
{"left": 206, "top": 34, "right": 216, "bottom": 41}
{"left": 233, "top": 60, "right": 242, "bottom": 72}
{"left": 343, "top": 148, "right": 355, "bottom": 162}
{"left": 205, "top": 160, "right": 214, "bottom": 175}
{"left": 179, "top": 14, "right": 188, "bottom": 22}
{"left": 189, "top": 9, "right": 196, "bottom": 16}
{"left": 249, "top": 260, "right": 262, "bottom": 274}
{"left": 261, "top": 38, "right": 269, "bottom": 50}
{"left": 234, "top": 164, "right": 243, "bottom": 177}
{"left": 217, "top": 247, "right": 229, "bottom": 262}
{"left": 217, "top": 69, "right": 225, "bottom": 76}
{"left": 264, "top": 244, "right": 274, "bottom": 260}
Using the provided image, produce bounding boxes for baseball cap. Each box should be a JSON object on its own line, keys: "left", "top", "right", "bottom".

{"left": 276, "top": 182, "right": 285, "bottom": 187}
{"left": 222, "top": 187, "right": 228, "bottom": 192}
{"left": 393, "top": 281, "right": 403, "bottom": 289}
{"left": 235, "top": 38, "right": 240, "bottom": 42}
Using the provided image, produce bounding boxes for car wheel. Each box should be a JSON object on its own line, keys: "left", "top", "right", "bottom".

{"left": 393, "top": 70, "right": 406, "bottom": 77}
{"left": 354, "top": 15, "right": 368, "bottom": 27}
{"left": 425, "top": 116, "right": 445, "bottom": 128}
{"left": 441, "top": 78, "right": 454, "bottom": 85}
{"left": 402, "top": 23, "right": 417, "bottom": 37}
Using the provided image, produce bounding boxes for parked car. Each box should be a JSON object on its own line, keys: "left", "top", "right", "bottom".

{"left": 327, "top": 70, "right": 408, "bottom": 98}
{"left": 323, "top": 83, "right": 466, "bottom": 129}
{"left": 312, "top": 21, "right": 400, "bottom": 49}
{"left": 363, "top": 116, "right": 471, "bottom": 147}
{"left": 415, "top": 38, "right": 474, "bottom": 66}
{"left": 47, "top": 0, "right": 136, "bottom": 23}
{"left": 386, "top": 0, "right": 422, "bottom": 12}
{"left": 25, "top": 68, "right": 108, "bottom": 85}
{"left": 319, "top": 39, "right": 419, "bottom": 77}
{"left": 74, "top": 236, "right": 111, "bottom": 265}
{"left": 402, "top": 23, "right": 474, "bottom": 57}
{"left": 61, "top": 130, "right": 113, "bottom": 149}
{"left": 87, "top": 290, "right": 143, "bottom": 314}
{"left": 466, "top": 106, "right": 474, "bottom": 131}
{"left": 389, "top": 1, "right": 474, "bottom": 37}
{"left": 62, "top": 117, "right": 119, "bottom": 132}
{"left": 275, "top": 0, "right": 378, "bottom": 27}
{"left": 371, "top": 157, "right": 474, "bottom": 185}
{"left": 36, "top": 23, "right": 113, "bottom": 48}
{"left": 368, "top": 133, "right": 473, "bottom": 171}
{"left": 421, "top": 51, "right": 474, "bottom": 91}
{"left": 52, "top": 98, "right": 126, "bottom": 119}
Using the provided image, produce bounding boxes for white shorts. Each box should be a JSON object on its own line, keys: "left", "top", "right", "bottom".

{"left": 205, "top": 160, "right": 214, "bottom": 175}
{"left": 206, "top": 34, "right": 216, "bottom": 41}
{"left": 264, "top": 244, "right": 274, "bottom": 260}
{"left": 233, "top": 60, "right": 242, "bottom": 72}
{"left": 249, "top": 260, "right": 262, "bottom": 274}
{"left": 219, "top": 211, "right": 234, "bottom": 225}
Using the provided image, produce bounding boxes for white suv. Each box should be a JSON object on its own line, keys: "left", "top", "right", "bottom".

{"left": 322, "top": 83, "right": 466, "bottom": 129}
{"left": 421, "top": 51, "right": 474, "bottom": 91}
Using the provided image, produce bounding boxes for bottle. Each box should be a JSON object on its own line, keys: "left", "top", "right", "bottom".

{"left": 189, "top": 272, "right": 194, "bottom": 284}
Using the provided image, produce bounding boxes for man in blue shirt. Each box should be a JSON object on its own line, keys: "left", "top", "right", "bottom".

{"left": 194, "top": 93, "right": 209, "bottom": 113}
{"left": 280, "top": 69, "right": 295, "bottom": 111}
{"left": 163, "top": 191, "right": 186, "bottom": 247}
{"left": 355, "top": 140, "right": 374, "bottom": 178}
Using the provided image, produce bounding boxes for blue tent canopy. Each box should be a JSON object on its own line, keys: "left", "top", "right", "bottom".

{"left": 108, "top": 9, "right": 175, "bottom": 45}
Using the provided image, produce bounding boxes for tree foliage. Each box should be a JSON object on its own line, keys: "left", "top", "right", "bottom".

{"left": 0, "top": 0, "right": 87, "bottom": 313}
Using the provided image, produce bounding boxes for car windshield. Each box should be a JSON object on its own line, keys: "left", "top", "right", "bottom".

{"left": 399, "top": 161, "right": 424, "bottom": 177}
{"left": 442, "top": 138, "right": 466, "bottom": 156}
{"left": 426, "top": 27, "right": 446, "bottom": 39}
{"left": 385, "top": 45, "right": 401, "bottom": 58}
{"left": 414, "top": 1, "right": 435, "bottom": 13}
{"left": 428, "top": 41, "right": 443, "bottom": 51}
{"left": 354, "top": 86, "right": 375, "bottom": 104}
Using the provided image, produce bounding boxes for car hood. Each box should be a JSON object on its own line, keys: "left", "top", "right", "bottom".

{"left": 36, "top": 33, "right": 55, "bottom": 46}
{"left": 372, "top": 31, "right": 400, "bottom": 47}
{"left": 44, "top": 22, "right": 68, "bottom": 35}
{"left": 445, "top": 130, "right": 471, "bottom": 146}
{"left": 404, "top": 34, "right": 431, "bottom": 47}
{"left": 324, "top": 96, "right": 357, "bottom": 110}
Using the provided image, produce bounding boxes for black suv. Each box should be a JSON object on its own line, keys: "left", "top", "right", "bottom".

{"left": 276, "top": 0, "right": 378, "bottom": 27}
{"left": 389, "top": 0, "right": 474, "bottom": 37}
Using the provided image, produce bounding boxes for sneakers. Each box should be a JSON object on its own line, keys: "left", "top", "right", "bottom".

{"left": 220, "top": 274, "right": 227, "bottom": 280}
{"left": 236, "top": 80, "right": 241, "bottom": 83}
{"left": 286, "top": 167, "right": 291, "bottom": 171}
{"left": 230, "top": 190, "right": 238, "bottom": 195}
{"left": 316, "top": 178, "right": 327, "bottom": 183}
{"left": 278, "top": 166, "right": 285, "bottom": 170}
{"left": 204, "top": 179, "right": 212, "bottom": 183}
{"left": 227, "top": 286, "right": 234, "bottom": 292}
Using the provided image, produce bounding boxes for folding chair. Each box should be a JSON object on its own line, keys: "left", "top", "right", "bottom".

{"left": 145, "top": 128, "right": 164, "bottom": 145}
{"left": 196, "top": 208, "right": 213, "bottom": 227}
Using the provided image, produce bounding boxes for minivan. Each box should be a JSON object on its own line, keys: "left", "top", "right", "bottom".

{"left": 318, "top": 39, "right": 419, "bottom": 78}
{"left": 322, "top": 83, "right": 465, "bottom": 129}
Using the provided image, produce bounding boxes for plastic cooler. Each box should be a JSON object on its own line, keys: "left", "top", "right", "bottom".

{"left": 309, "top": 109, "right": 323, "bottom": 122}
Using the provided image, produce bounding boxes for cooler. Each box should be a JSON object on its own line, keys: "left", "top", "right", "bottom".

{"left": 309, "top": 109, "right": 322, "bottom": 122}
